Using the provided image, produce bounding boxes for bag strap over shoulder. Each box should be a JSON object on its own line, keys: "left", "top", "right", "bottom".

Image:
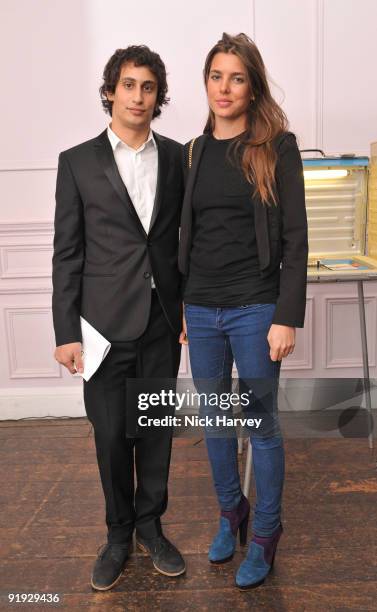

{"left": 188, "top": 137, "right": 196, "bottom": 169}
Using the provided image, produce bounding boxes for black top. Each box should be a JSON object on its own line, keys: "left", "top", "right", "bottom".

{"left": 184, "top": 135, "right": 280, "bottom": 307}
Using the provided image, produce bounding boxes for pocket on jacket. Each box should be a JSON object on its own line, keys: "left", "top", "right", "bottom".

{"left": 83, "top": 272, "right": 115, "bottom": 277}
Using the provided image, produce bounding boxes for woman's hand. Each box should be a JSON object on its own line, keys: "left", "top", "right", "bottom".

{"left": 267, "top": 324, "right": 295, "bottom": 361}
{"left": 179, "top": 311, "right": 188, "bottom": 345}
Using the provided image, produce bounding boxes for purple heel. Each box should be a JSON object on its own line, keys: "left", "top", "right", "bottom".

{"left": 208, "top": 493, "right": 250, "bottom": 564}
{"left": 238, "top": 511, "right": 249, "bottom": 546}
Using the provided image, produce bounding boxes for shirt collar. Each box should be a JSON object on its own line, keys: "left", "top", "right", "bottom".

{"left": 107, "top": 124, "right": 156, "bottom": 153}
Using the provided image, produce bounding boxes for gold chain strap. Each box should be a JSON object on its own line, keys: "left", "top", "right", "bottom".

{"left": 188, "top": 137, "right": 196, "bottom": 169}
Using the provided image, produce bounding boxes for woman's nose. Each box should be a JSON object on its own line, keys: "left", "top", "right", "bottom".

{"left": 219, "top": 79, "right": 230, "bottom": 93}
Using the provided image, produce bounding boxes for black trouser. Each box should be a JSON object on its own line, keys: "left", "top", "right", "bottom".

{"left": 84, "top": 291, "right": 181, "bottom": 543}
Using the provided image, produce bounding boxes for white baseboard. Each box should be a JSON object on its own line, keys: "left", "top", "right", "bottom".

{"left": 0, "top": 386, "right": 85, "bottom": 420}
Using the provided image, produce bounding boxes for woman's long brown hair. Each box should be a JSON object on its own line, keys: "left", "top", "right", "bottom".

{"left": 204, "top": 33, "right": 288, "bottom": 205}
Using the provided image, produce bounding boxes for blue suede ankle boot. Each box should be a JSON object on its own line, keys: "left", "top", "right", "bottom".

{"left": 235, "top": 523, "right": 283, "bottom": 589}
{"left": 208, "top": 494, "right": 250, "bottom": 564}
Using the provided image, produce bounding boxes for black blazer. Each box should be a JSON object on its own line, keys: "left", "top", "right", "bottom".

{"left": 52, "top": 129, "right": 183, "bottom": 345}
{"left": 178, "top": 131, "right": 308, "bottom": 327}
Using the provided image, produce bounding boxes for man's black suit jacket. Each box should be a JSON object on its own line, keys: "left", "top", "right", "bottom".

{"left": 52, "top": 129, "right": 183, "bottom": 346}
{"left": 178, "top": 131, "right": 308, "bottom": 328}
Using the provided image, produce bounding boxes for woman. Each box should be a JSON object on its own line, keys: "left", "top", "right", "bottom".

{"left": 178, "top": 33, "right": 308, "bottom": 589}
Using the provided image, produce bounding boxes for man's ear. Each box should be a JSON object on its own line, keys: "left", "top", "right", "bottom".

{"left": 106, "top": 90, "right": 114, "bottom": 102}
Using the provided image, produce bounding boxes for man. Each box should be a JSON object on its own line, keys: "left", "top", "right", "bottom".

{"left": 52, "top": 45, "right": 185, "bottom": 591}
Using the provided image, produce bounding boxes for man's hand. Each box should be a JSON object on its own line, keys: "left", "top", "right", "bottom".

{"left": 267, "top": 324, "right": 295, "bottom": 362}
{"left": 54, "top": 342, "right": 84, "bottom": 374}
{"left": 179, "top": 312, "right": 188, "bottom": 345}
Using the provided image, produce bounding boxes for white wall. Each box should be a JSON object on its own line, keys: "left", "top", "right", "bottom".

{"left": 1, "top": 0, "right": 377, "bottom": 418}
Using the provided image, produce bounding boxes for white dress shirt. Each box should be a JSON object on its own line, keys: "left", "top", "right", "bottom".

{"left": 107, "top": 125, "right": 158, "bottom": 234}
{"left": 107, "top": 124, "right": 158, "bottom": 286}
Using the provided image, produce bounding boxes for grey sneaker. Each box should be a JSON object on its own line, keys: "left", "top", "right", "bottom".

{"left": 91, "top": 542, "right": 131, "bottom": 591}
{"left": 136, "top": 535, "right": 186, "bottom": 577}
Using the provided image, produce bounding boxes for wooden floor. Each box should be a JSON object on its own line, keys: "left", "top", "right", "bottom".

{"left": 1, "top": 418, "right": 377, "bottom": 611}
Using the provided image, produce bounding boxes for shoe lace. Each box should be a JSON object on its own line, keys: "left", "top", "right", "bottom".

{"left": 149, "top": 536, "right": 171, "bottom": 555}
{"left": 96, "top": 543, "right": 109, "bottom": 560}
{"left": 96, "top": 542, "right": 129, "bottom": 561}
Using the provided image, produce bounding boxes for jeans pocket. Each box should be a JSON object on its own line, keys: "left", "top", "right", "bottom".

{"left": 184, "top": 304, "right": 209, "bottom": 316}
{"left": 237, "top": 303, "right": 275, "bottom": 310}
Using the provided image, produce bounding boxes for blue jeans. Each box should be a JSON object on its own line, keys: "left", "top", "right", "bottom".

{"left": 185, "top": 303, "right": 284, "bottom": 537}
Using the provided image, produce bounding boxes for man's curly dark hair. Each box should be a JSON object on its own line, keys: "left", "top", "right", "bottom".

{"left": 99, "top": 45, "right": 170, "bottom": 119}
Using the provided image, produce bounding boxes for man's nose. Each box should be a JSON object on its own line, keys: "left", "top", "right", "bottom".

{"left": 132, "top": 86, "right": 143, "bottom": 104}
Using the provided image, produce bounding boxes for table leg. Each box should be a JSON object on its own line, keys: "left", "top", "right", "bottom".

{"left": 242, "top": 439, "right": 252, "bottom": 497}
{"left": 357, "top": 280, "right": 374, "bottom": 450}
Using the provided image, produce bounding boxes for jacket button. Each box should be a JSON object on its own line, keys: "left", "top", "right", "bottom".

{"left": 143, "top": 271, "right": 151, "bottom": 279}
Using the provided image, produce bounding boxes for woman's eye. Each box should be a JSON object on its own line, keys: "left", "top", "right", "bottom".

{"left": 234, "top": 77, "right": 245, "bottom": 83}
{"left": 210, "top": 74, "right": 220, "bottom": 81}
{"left": 124, "top": 82, "right": 133, "bottom": 89}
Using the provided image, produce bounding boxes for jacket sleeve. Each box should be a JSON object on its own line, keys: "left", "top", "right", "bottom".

{"left": 52, "top": 152, "right": 85, "bottom": 346}
{"left": 272, "top": 132, "right": 308, "bottom": 328}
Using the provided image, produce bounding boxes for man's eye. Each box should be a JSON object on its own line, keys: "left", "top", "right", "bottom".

{"left": 124, "top": 82, "right": 133, "bottom": 89}
{"left": 144, "top": 85, "right": 154, "bottom": 92}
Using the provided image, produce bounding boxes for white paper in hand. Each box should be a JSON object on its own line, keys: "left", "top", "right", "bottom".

{"left": 79, "top": 317, "right": 111, "bottom": 381}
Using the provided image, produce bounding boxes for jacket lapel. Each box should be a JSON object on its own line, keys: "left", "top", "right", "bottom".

{"left": 178, "top": 134, "right": 208, "bottom": 275}
{"left": 183, "top": 134, "right": 208, "bottom": 203}
{"left": 93, "top": 130, "right": 147, "bottom": 237}
{"left": 149, "top": 132, "right": 168, "bottom": 232}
